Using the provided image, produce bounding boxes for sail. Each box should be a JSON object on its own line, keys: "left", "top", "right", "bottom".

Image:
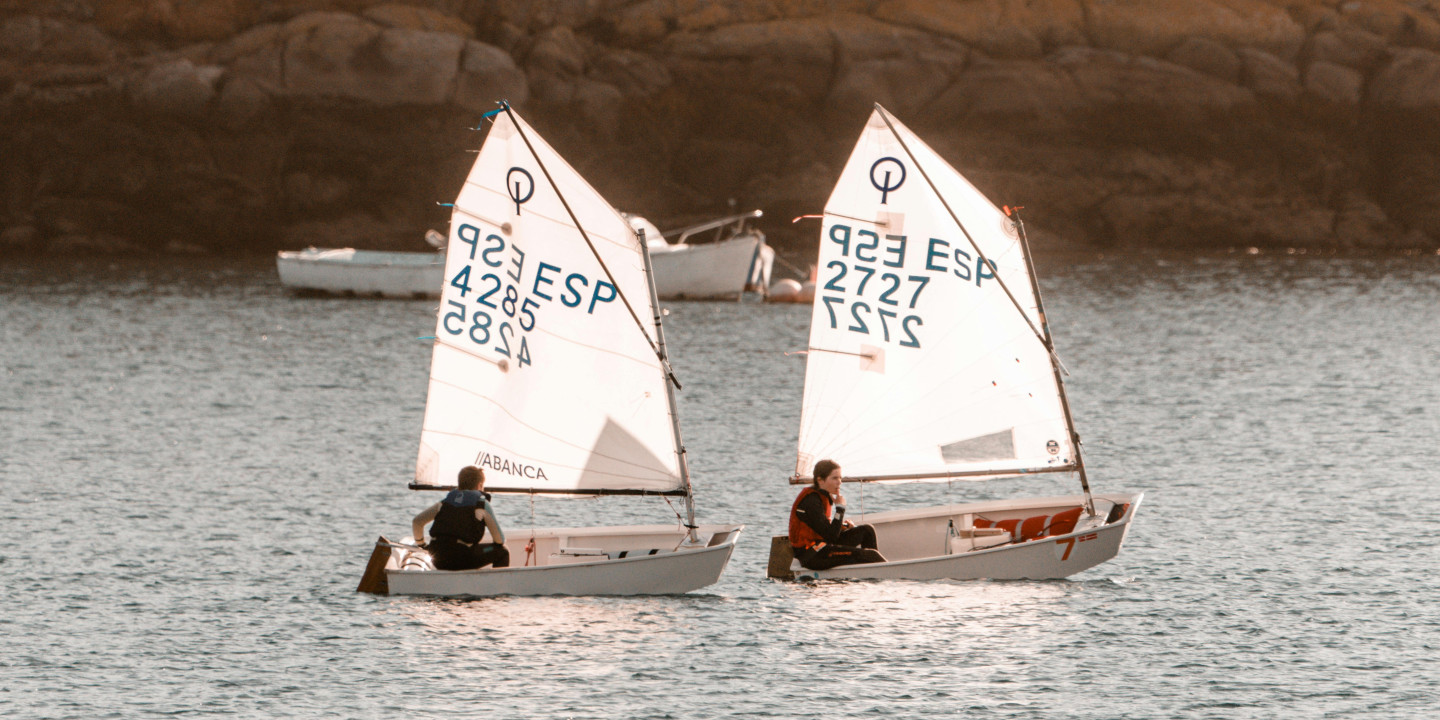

{"left": 794, "top": 106, "right": 1076, "bottom": 483}
{"left": 415, "top": 107, "right": 683, "bottom": 495}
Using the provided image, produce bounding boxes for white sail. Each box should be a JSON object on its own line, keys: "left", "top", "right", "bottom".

{"left": 795, "top": 106, "right": 1076, "bottom": 483}
{"left": 415, "top": 108, "right": 683, "bottom": 495}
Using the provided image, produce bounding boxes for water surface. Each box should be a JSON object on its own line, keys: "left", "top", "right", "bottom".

{"left": 3, "top": 252, "right": 1438, "bottom": 718}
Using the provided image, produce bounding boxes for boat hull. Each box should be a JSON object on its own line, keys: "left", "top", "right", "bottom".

{"left": 376, "top": 523, "right": 743, "bottom": 597}
{"left": 276, "top": 248, "right": 443, "bottom": 298}
{"left": 770, "top": 493, "right": 1141, "bottom": 581}
{"left": 649, "top": 235, "right": 774, "bottom": 300}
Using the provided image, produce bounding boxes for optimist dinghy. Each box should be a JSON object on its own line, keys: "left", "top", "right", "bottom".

{"left": 767, "top": 105, "right": 1141, "bottom": 582}
{"left": 359, "top": 103, "right": 742, "bottom": 597}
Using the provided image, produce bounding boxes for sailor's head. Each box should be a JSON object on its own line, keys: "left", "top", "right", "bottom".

{"left": 812, "top": 459, "right": 842, "bottom": 492}
{"left": 457, "top": 465, "right": 486, "bottom": 491}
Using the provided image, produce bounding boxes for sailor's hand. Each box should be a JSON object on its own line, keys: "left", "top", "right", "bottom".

{"left": 842, "top": 520, "right": 854, "bottom": 530}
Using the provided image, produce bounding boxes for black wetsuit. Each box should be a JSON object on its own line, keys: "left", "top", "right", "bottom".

{"left": 792, "top": 490, "right": 884, "bottom": 571}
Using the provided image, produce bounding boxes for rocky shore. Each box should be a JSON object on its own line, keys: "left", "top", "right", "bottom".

{"left": 2, "top": 0, "right": 1438, "bottom": 256}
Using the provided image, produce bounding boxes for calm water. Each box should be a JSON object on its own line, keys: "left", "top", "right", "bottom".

{"left": 3, "top": 252, "right": 1439, "bottom": 719}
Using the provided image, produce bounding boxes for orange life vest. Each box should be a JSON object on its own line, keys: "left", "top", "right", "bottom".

{"left": 789, "top": 486, "right": 832, "bottom": 550}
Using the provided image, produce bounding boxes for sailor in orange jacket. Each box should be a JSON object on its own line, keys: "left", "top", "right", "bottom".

{"left": 789, "top": 459, "right": 887, "bottom": 570}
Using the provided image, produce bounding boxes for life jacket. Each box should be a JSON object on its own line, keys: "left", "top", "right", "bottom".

{"left": 430, "top": 489, "right": 491, "bottom": 544}
{"left": 788, "top": 486, "right": 832, "bottom": 550}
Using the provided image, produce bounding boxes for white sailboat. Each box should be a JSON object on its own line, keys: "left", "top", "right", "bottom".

{"left": 767, "top": 105, "right": 1141, "bottom": 581}
{"left": 359, "top": 103, "right": 742, "bottom": 597}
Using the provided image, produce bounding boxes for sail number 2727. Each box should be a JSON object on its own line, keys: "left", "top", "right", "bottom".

{"left": 820, "top": 224, "right": 928, "bottom": 348}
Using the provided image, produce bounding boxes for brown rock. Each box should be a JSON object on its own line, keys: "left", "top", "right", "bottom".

{"left": 163, "top": 0, "right": 256, "bottom": 42}
{"left": 281, "top": 14, "right": 465, "bottom": 106}
{"left": 927, "top": 58, "right": 1081, "bottom": 127}
{"left": 524, "top": 27, "right": 586, "bottom": 105}
{"left": 589, "top": 49, "right": 672, "bottom": 98}
{"left": 3, "top": 16, "right": 122, "bottom": 64}
{"left": 129, "top": 59, "right": 223, "bottom": 117}
{"left": 1099, "top": 192, "right": 1335, "bottom": 247}
{"left": 1164, "top": 36, "right": 1242, "bottom": 83}
{"left": 1056, "top": 47, "right": 1252, "bottom": 115}
{"left": 218, "top": 24, "right": 286, "bottom": 93}
{"left": 1238, "top": 48, "right": 1300, "bottom": 103}
{"left": 1303, "top": 60, "right": 1363, "bottom": 106}
{"left": 363, "top": 4, "right": 475, "bottom": 38}
{"left": 1333, "top": 190, "right": 1396, "bottom": 248}
{"left": 1369, "top": 48, "right": 1440, "bottom": 109}
{"left": 572, "top": 78, "right": 625, "bottom": 139}
{"left": 527, "top": 26, "right": 586, "bottom": 76}
{"left": 1087, "top": 0, "right": 1305, "bottom": 59}
{"left": 214, "top": 75, "right": 272, "bottom": 127}
{"left": 0, "top": 225, "right": 39, "bottom": 250}
{"left": 872, "top": 0, "right": 1053, "bottom": 58}
{"left": 0, "top": 16, "right": 42, "bottom": 58}
{"left": 825, "top": 13, "right": 967, "bottom": 119}
{"left": 663, "top": 18, "right": 836, "bottom": 102}
{"left": 209, "top": 21, "right": 286, "bottom": 65}
{"left": 1338, "top": 0, "right": 1440, "bottom": 47}
{"left": 1307, "top": 30, "right": 1387, "bottom": 71}
{"left": 454, "top": 40, "right": 528, "bottom": 112}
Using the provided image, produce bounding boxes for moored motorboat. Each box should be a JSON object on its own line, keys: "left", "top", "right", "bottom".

{"left": 628, "top": 211, "right": 774, "bottom": 300}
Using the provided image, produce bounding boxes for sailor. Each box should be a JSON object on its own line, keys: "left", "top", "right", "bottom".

{"left": 413, "top": 465, "right": 510, "bottom": 570}
{"left": 789, "top": 459, "right": 886, "bottom": 570}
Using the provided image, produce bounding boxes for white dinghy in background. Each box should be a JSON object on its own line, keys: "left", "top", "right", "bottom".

{"left": 275, "top": 230, "right": 445, "bottom": 299}
{"left": 278, "top": 214, "right": 771, "bottom": 302}
{"left": 768, "top": 105, "right": 1141, "bottom": 582}
{"left": 359, "top": 103, "right": 741, "bottom": 597}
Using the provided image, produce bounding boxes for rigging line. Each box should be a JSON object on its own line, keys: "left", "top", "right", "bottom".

{"left": 806, "top": 347, "right": 877, "bottom": 359}
{"left": 498, "top": 102, "right": 666, "bottom": 367}
{"left": 661, "top": 495, "right": 688, "bottom": 526}
{"left": 872, "top": 104, "right": 1052, "bottom": 356}
{"left": 794, "top": 211, "right": 890, "bottom": 226}
{"left": 524, "top": 494, "right": 536, "bottom": 567}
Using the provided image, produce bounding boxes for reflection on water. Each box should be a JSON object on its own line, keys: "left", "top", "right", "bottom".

{"left": 4, "top": 252, "right": 1440, "bottom": 718}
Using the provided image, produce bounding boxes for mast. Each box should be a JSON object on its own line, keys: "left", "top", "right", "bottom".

{"left": 1009, "top": 207, "right": 1096, "bottom": 516}
{"left": 637, "top": 227, "right": 701, "bottom": 544}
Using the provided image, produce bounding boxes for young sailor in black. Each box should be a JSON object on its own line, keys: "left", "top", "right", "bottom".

{"left": 413, "top": 466, "right": 510, "bottom": 570}
{"left": 789, "top": 459, "right": 886, "bottom": 570}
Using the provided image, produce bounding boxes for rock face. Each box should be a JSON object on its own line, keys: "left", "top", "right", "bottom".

{"left": 2, "top": 0, "right": 1439, "bottom": 254}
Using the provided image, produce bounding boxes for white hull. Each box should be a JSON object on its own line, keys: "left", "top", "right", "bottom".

{"left": 648, "top": 235, "right": 774, "bottom": 300}
{"left": 378, "top": 523, "right": 742, "bottom": 597}
{"left": 276, "top": 248, "right": 443, "bottom": 298}
{"left": 278, "top": 236, "right": 773, "bottom": 301}
{"left": 771, "top": 493, "right": 1142, "bottom": 581}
